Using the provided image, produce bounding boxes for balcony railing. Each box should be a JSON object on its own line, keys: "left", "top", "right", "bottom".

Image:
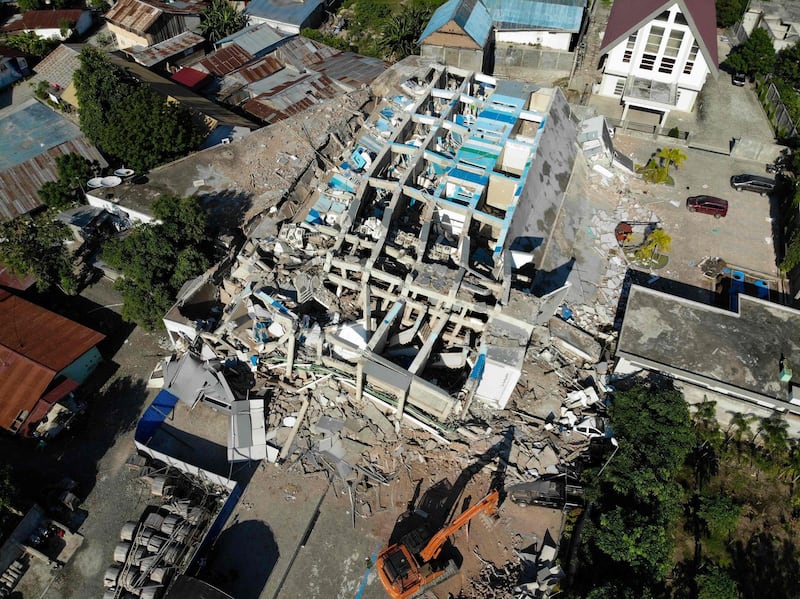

{"left": 622, "top": 76, "right": 678, "bottom": 106}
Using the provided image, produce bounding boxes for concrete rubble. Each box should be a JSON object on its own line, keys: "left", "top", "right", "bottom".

{"left": 155, "top": 60, "right": 629, "bottom": 596}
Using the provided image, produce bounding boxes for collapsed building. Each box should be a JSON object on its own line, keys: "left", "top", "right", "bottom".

{"left": 163, "top": 61, "right": 581, "bottom": 432}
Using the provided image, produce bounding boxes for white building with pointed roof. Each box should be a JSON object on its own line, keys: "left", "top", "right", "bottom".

{"left": 596, "top": 0, "right": 718, "bottom": 124}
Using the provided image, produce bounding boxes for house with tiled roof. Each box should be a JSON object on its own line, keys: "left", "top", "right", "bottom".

{"left": 2, "top": 9, "right": 92, "bottom": 41}
{"left": 104, "top": 0, "right": 206, "bottom": 49}
{"left": 596, "top": 0, "right": 718, "bottom": 124}
{"left": 0, "top": 290, "right": 105, "bottom": 438}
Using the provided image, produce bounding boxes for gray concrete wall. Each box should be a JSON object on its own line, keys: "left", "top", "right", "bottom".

{"left": 421, "top": 45, "right": 485, "bottom": 73}
{"left": 506, "top": 88, "right": 579, "bottom": 255}
{"left": 493, "top": 43, "right": 574, "bottom": 82}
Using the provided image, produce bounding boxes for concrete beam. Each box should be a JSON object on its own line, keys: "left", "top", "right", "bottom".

{"left": 408, "top": 315, "right": 449, "bottom": 375}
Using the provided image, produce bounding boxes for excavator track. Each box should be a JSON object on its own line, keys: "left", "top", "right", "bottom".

{"left": 410, "top": 560, "right": 459, "bottom": 598}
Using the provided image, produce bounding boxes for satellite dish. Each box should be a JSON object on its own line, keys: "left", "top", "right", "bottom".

{"left": 114, "top": 168, "right": 135, "bottom": 178}
{"left": 87, "top": 177, "right": 104, "bottom": 188}
{"left": 100, "top": 176, "right": 122, "bottom": 188}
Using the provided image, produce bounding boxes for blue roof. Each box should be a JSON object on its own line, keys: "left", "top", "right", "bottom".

{"left": 419, "top": 0, "right": 493, "bottom": 47}
{"left": 0, "top": 100, "right": 82, "bottom": 171}
{"left": 244, "top": 0, "right": 323, "bottom": 28}
{"left": 482, "top": 0, "right": 586, "bottom": 31}
{"left": 217, "top": 22, "right": 292, "bottom": 55}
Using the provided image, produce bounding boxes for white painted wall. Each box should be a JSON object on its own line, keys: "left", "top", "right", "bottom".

{"left": 494, "top": 30, "right": 573, "bottom": 51}
{"left": 86, "top": 192, "right": 155, "bottom": 224}
{"left": 598, "top": 4, "right": 712, "bottom": 112}
{"left": 475, "top": 359, "right": 521, "bottom": 410}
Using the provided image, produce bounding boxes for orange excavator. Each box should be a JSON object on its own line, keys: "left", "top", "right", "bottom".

{"left": 375, "top": 489, "right": 500, "bottom": 599}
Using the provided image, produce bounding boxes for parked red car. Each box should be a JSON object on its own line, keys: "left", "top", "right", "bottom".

{"left": 686, "top": 195, "right": 728, "bottom": 218}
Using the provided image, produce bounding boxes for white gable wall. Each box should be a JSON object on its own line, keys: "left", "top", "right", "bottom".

{"left": 597, "top": 2, "right": 711, "bottom": 112}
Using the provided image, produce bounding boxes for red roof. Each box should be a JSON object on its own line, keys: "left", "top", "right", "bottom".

{"left": 171, "top": 66, "right": 211, "bottom": 90}
{"left": 600, "top": 0, "right": 718, "bottom": 70}
{"left": 3, "top": 9, "right": 86, "bottom": 32}
{"left": 0, "top": 290, "right": 104, "bottom": 432}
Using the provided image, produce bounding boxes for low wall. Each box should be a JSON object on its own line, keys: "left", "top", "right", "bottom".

{"left": 493, "top": 43, "right": 573, "bottom": 81}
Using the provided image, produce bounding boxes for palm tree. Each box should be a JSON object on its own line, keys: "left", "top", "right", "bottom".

{"left": 200, "top": 0, "right": 247, "bottom": 42}
{"left": 726, "top": 412, "right": 753, "bottom": 459}
{"left": 780, "top": 439, "right": 800, "bottom": 494}
{"left": 380, "top": 7, "right": 429, "bottom": 61}
{"left": 756, "top": 413, "right": 789, "bottom": 462}
{"left": 634, "top": 229, "right": 672, "bottom": 263}
{"left": 656, "top": 146, "right": 688, "bottom": 171}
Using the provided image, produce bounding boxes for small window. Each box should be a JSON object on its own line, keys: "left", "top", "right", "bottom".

{"left": 655, "top": 10, "right": 670, "bottom": 21}
{"left": 640, "top": 54, "right": 656, "bottom": 70}
{"left": 658, "top": 57, "right": 676, "bottom": 74}
{"left": 674, "top": 12, "right": 688, "bottom": 26}
{"left": 622, "top": 33, "right": 637, "bottom": 63}
{"left": 614, "top": 79, "right": 626, "bottom": 95}
{"left": 645, "top": 26, "right": 665, "bottom": 54}
{"left": 683, "top": 41, "right": 699, "bottom": 74}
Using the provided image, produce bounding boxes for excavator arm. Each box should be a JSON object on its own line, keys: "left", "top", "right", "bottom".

{"left": 419, "top": 489, "right": 499, "bottom": 562}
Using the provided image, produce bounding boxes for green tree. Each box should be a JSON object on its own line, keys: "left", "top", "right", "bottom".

{"left": 37, "top": 153, "right": 95, "bottom": 209}
{"left": 604, "top": 385, "right": 692, "bottom": 502}
{"left": 775, "top": 41, "right": 800, "bottom": 89}
{"left": 301, "top": 28, "right": 350, "bottom": 52}
{"left": 0, "top": 212, "right": 76, "bottom": 293}
{"left": 781, "top": 228, "right": 800, "bottom": 272}
{"left": 715, "top": 0, "right": 746, "bottom": 28}
{"left": 380, "top": 7, "right": 429, "bottom": 60}
{"left": 697, "top": 563, "right": 739, "bottom": 599}
{"left": 101, "top": 195, "right": 213, "bottom": 330}
{"left": 698, "top": 494, "right": 740, "bottom": 539}
{"left": 74, "top": 46, "right": 203, "bottom": 172}
{"left": 594, "top": 507, "right": 673, "bottom": 578}
{"left": 199, "top": 0, "right": 247, "bottom": 42}
{"left": 4, "top": 32, "right": 60, "bottom": 57}
{"left": 756, "top": 413, "right": 789, "bottom": 461}
{"left": 634, "top": 229, "right": 672, "bottom": 263}
{"left": 725, "top": 28, "right": 776, "bottom": 79}
{"left": 656, "top": 146, "right": 687, "bottom": 170}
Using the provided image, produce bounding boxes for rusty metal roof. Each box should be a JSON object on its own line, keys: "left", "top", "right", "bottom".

{"left": 3, "top": 9, "right": 87, "bottom": 32}
{"left": 274, "top": 36, "right": 338, "bottom": 69}
{"left": 123, "top": 31, "right": 205, "bottom": 67}
{"left": 312, "top": 51, "right": 388, "bottom": 89}
{"left": 104, "top": 0, "right": 162, "bottom": 33}
{"left": 242, "top": 71, "right": 338, "bottom": 124}
{"left": 104, "top": 0, "right": 205, "bottom": 33}
{"left": 0, "top": 136, "right": 108, "bottom": 221}
{"left": 233, "top": 55, "right": 284, "bottom": 83}
{"left": 197, "top": 44, "right": 253, "bottom": 76}
{"left": 0, "top": 289, "right": 105, "bottom": 432}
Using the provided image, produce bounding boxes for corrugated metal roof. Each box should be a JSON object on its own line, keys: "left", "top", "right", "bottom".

{"left": 275, "top": 36, "right": 337, "bottom": 68}
{"left": 0, "top": 136, "right": 108, "bottom": 221}
{"left": 2, "top": 9, "right": 87, "bottom": 32}
{"left": 483, "top": 0, "right": 586, "bottom": 31}
{"left": 419, "top": 0, "right": 493, "bottom": 47}
{"left": 243, "top": 0, "right": 323, "bottom": 27}
{"left": 233, "top": 54, "right": 284, "bottom": 83}
{"left": 30, "top": 44, "right": 80, "bottom": 90}
{"left": 0, "top": 289, "right": 105, "bottom": 432}
{"left": 123, "top": 31, "right": 205, "bottom": 66}
{"left": 311, "top": 51, "right": 387, "bottom": 89}
{"left": 216, "top": 22, "right": 291, "bottom": 57}
{"left": 197, "top": 43, "right": 254, "bottom": 76}
{"left": 104, "top": 0, "right": 162, "bottom": 33}
{"left": 242, "top": 71, "right": 338, "bottom": 123}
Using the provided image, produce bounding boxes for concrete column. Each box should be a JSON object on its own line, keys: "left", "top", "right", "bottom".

{"left": 286, "top": 329, "right": 296, "bottom": 377}
{"left": 355, "top": 361, "right": 364, "bottom": 402}
{"left": 621, "top": 102, "right": 630, "bottom": 122}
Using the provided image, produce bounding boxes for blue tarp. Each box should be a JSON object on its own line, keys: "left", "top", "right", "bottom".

{"left": 135, "top": 389, "right": 179, "bottom": 444}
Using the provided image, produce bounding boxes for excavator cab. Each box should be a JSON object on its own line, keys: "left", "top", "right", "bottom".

{"left": 376, "top": 489, "right": 499, "bottom": 599}
{"left": 378, "top": 544, "right": 420, "bottom": 596}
